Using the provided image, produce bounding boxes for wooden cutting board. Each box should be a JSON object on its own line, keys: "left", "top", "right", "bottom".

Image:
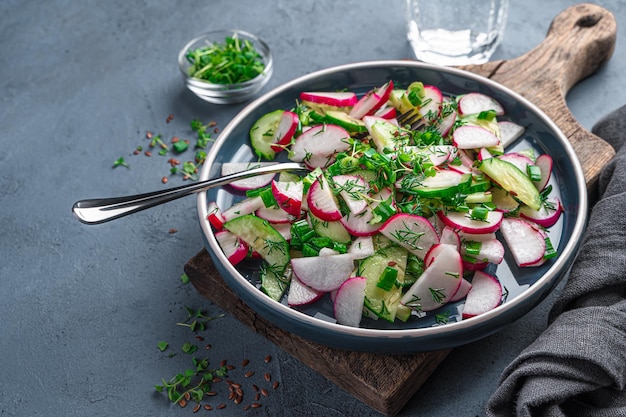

{"left": 185, "top": 4, "right": 616, "bottom": 415}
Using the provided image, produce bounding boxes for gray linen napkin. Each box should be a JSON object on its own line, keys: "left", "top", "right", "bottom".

{"left": 486, "top": 106, "right": 626, "bottom": 417}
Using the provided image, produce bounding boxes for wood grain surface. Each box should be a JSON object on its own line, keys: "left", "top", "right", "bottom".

{"left": 186, "top": 4, "right": 617, "bottom": 415}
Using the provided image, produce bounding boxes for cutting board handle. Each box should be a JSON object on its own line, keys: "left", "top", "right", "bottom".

{"left": 471, "top": 3, "right": 617, "bottom": 191}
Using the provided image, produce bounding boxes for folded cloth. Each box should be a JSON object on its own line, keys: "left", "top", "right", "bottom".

{"left": 486, "top": 106, "right": 626, "bottom": 417}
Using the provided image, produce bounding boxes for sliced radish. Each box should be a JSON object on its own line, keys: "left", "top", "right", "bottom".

{"left": 519, "top": 196, "right": 562, "bottom": 228}
{"left": 222, "top": 196, "right": 265, "bottom": 222}
{"left": 477, "top": 147, "right": 493, "bottom": 161}
{"left": 273, "top": 222, "right": 292, "bottom": 241}
{"left": 498, "top": 152, "right": 534, "bottom": 175}
{"left": 215, "top": 230, "right": 248, "bottom": 266}
{"left": 347, "top": 236, "right": 376, "bottom": 259}
{"left": 221, "top": 162, "right": 277, "bottom": 191}
{"left": 287, "top": 275, "right": 324, "bottom": 306}
{"left": 289, "top": 124, "right": 351, "bottom": 169}
{"left": 206, "top": 202, "right": 225, "bottom": 230}
{"left": 291, "top": 253, "right": 356, "bottom": 292}
{"left": 461, "top": 237, "right": 505, "bottom": 264}
{"left": 533, "top": 154, "right": 553, "bottom": 191}
{"left": 374, "top": 105, "right": 397, "bottom": 120}
{"left": 256, "top": 205, "right": 295, "bottom": 224}
{"left": 333, "top": 277, "right": 367, "bottom": 327}
{"left": 423, "top": 243, "right": 449, "bottom": 268}
{"left": 270, "top": 110, "right": 299, "bottom": 152}
{"left": 402, "top": 145, "right": 456, "bottom": 167}
{"left": 340, "top": 188, "right": 392, "bottom": 236}
{"left": 272, "top": 180, "right": 303, "bottom": 217}
{"left": 436, "top": 209, "right": 503, "bottom": 234}
{"left": 332, "top": 174, "right": 369, "bottom": 215}
{"left": 458, "top": 92, "right": 505, "bottom": 116}
{"left": 349, "top": 81, "right": 394, "bottom": 119}
{"left": 440, "top": 226, "right": 461, "bottom": 249}
{"left": 499, "top": 218, "right": 546, "bottom": 267}
{"left": 462, "top": 270, "right": 503, "bottom": 318}
{"left": 300, "top": 91, "right": 358, "bottom": 107}
{"left": 450, "top": 278, "right": 472, "bottom": 302}
{"left": 457, "top": 231, "right": 497, "bottom": 242}
{"left": 453, "top": 125, "right": 500, "bottom": 149}
{"left": 463, "top": 260, "right": 490, "bottom": 271}
{"left": 436, "top": 101, "right": 457, "bottom": 137}
{"left": 306, "top": 175, "right": 341, "bottom": 222}
{"left": 420, "top": 85, "right": 443, "bottom": 124}
{"left": 498, "top": 120, "right": 525, "bottom": 147}
{"left": 448, "top": 149, "right": 478, "bottom": 175}
{"left": 379, "top": 213, "right": 440, "bottom": 259}
{"left": 400, "top": 244, "right": 463, "bottom": 312}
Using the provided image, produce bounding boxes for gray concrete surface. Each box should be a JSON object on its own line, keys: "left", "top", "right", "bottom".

{"left": 1, "top": 1, "right": 624, "bottom": 416}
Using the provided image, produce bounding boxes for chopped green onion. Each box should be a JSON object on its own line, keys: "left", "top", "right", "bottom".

{"left": 464, "top": 240, "right": 482, "bottom": 256}
{"left": 470, "top": 206, "right": 489, "bottom": 221}
{"left": 477, "top": 110, "right": 497, "bottom": 121}
{"left": 544, "top": 237, "right": 558, "bottom": 259}
{"left": 376, "top": 266, "right": 398, "bottom": 291}
{"left": 527, "top": 165, "right": 542, "bottom": 182}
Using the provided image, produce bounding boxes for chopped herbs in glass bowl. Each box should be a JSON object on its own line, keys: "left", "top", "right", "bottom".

{"left": 178, "top": 29, "right": 273, "bottom": 104}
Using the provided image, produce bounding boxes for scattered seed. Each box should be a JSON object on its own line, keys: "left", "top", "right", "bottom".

{"left": 217, "top": 403, "right": 226, "bottom": 410}
{"left": 195, "top": 335, "right": 204, "bottom": 341}
{"left": 273, "top": 381, "right": 279, "bottom": 389}
{"left": 212, "top": 377, "right": 222, "bottom": 383}
{"left": 168, "top": 228, "right": 177, "bottom": 234}
{"left": 179, "top": 399, "right": 187, "bottom": 408}
{"left": 226, "top": 365, "right": 236, "bottom": 370}
{"left": 251, "top": 403, "right": 262, "bottom": 409}
{"left": 184, "top": 392, "right": 191, "bottom": 402}
{"left": 228, "top": 391, "right": 235, "bottom": 400}
{"left": 244, "top": 371, "right": 255, "bottom": 378}
{"left": 171, "top": 136, "right": 180, "bottom": 143}
{"left": 234, "top": 396, "right": 242, "bottom": 405}
{"left": 166, "top": 114, "right": 174, "bottom": 123}
{"left": 260, "top": 388, "right": 269, "bottom": 397}
{"left": 263, "top": 373, "right": 271, "bottom": 382}
{"left": 208, "top": 121, "right": 217, "bottom": 127}
{"left": 205, "top": 344, "right": 212, "bottom": 350}
{"left": 242, "top": 359, "right": 250, "bottom": 367}
{"left": 206, "top": 391, "right": 217, "bottom": 396}
{"left": 146, "top": 131, "right": 153, "bottom": 139}
{"left": 145, "top": 151, "right": 152, "bottom": 157}
{"left": 231, "top": 383, "right": 241, "bottom": 389}
{"left": 204, "top": 404, "right": 212, "bottom": 411}
{"left": 235, "top": 388, "right": 243, "bottom": 397}
{"left": 133, "top": 149, "right": 141, "bottom": 155}
{"left": 254, "top": 393, "right": 260, "bottom": 402}
{"left": 214, "top": 128, "right": 220, "bottom": 134}
{"left": 161, "top": 176, "right": 168, "bottom": 184}
{"left": 192, "top": 403, "right": 201, "bottom": 413}
{"left": 243, "top": 405, "right": 251, "bottom": 411}
{"left": 264, "top": 355, "right": 272, "bottom": 363}
{"left": 252, "top": 384, "right": 259, "bottom": 392}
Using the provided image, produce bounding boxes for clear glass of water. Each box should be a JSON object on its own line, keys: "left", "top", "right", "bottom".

{"left": 406, "top": 0, "right": 509, "bottom": 66}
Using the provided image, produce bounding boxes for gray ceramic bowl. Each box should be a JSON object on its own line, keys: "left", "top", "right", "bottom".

{"left": 196, "top": 60, "right": 587, "bottom": 353}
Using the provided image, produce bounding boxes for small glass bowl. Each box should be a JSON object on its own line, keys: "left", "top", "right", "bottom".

{"left": 178, "top": 29, "right": 273, "bottom": 104}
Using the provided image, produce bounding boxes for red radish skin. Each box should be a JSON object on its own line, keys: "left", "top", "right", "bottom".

{"left": 477, "top": 147, "right": 493, "bottom": 161}
{"left": 306, "top": 175, "right": 342, "bottom": 222}
{"left": 436, "top": 209, "right": 503, "bottom": 234}
{"left": 380, "top": 213, "right": 440, "bottom": 259}
{"left": 289, "top": 124, "right": 351, "bottom": 169}
{"left": 520, "top": 196, "right": 562, "bottom": 228}
{"left": 349, "top": 81, "right": 394, "bottom": 119}
{"left": 207, "top": 202, "right": 225, "bottom": 230}
{"left": 462, "top": 260, "right": 490, "bottom": 271}
{"left": 499, "top": 218, "right": 546, "bottom": 267}
{"left": 333, "top": 277, "right": 367, "bottom": 327}
{"left": 291, "top": 253, "right": 356, "bottom": 292}
{"left": 221, "top": 162, "right": 277, "bottom": 191}
{"left": 299, "top": 91, "right": 358, "bottom": 107}
{"left": 423, "top": 243, "right": 449, "bottom": 268}
{"left": 453, "top": 125, "right": 501, "bottom": 149}
{"left": 270, "top": 110, "right": 299, "bottom": 152}
{"left": 287, "top": 275, "right": 324, "bottom": 306}
{"left": 458, "top": 92, "right": 505, "bottom": 116}
{"left": 272, "top": 180, "right": 303, "bottom": 217}
{"left": 533, "top": 154, "right": 553, "bottom": 191}
{"left": 462, "top": 270, "right": 503, "bottom": 318}
{"left": 215, "top": 230, "right": 248, "bottom": 266}
{"left": 374, "top": 105, "right": 397, "bottom": 120}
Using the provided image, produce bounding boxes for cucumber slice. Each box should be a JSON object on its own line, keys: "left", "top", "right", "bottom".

{"left": 249, "top": 109, "right": 283, "bottom": 160}
{"left": 224, "top": 215, "right": 290, "bottom": 301}
{"left": 324, "top": 110, "right": 367, "bottom": 133}
{"left": 359, "top": 245, "right": 408, "bottom": 322}
{"left": 477, "top": 157, "right": 541, "bottom": 210}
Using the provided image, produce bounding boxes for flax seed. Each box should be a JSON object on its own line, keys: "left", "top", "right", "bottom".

{"left": 146, "top": 131, "right": 153, "bottom": 139}
{"left": 217, "top": 403, "right": 226, "bottom": 409}
{"left": 192, "top": 403, "right": 201, "bottom": 413}
{"left": 273, "top": 381, "right": 279, "bottom": 389}
{"left": 212, "top": 377, "right": 222, "bottom": 383}
{"left": 263, "top": 373, "right": 271, "bottom": 382}
{"left": 195, "top": 335, "right": 204, "bottom": 341}
{"left": 254, "top": 393, "right": 260, "bottom": 401}
{"left": 179, "top": 399, "right": 187, "bottom": 408}
{"left": 184, "top": 392, "right": 191, "bottom": 401}
{"left": 204, "top": 404, "right": 212, "bottom": 410}
{"left": 231, "top": 383, "right": 241, "bottom": 389}
{"left": 161, "top": 177, "right": 168, "bottom": 184}
{"left": 264, "top": 355, "right": 272, "bottom": 363}
{"left": 252, "top": 384, "right": 259, "bottom": 392}
{"left": 244, "top": 371, "right": 255, "bottom": 378}
{"left": 242, "top": 359, "right": 250, "bottom": 367}
{"left": 145, "top": 151, "right": 152, "bottom": 157}
{"left": 260, "top": 388, "right": 269, "bottom": 397}
{"left": 226, "top": 365, "right": 235, "bottom": 370}
{"left": 205, "top": 344, "right": 212, "bottom": 350}
{"left": 171, "top": 136, "right": 179, "bottom": 143}
{"left": 206, "top": 391, "right": 217, "bottom": 396}
{"left": 251, "top": 403, "right": 262, "bottom": 409}
{"left": 166, "top": 114, "right": 174, "bottom": 123}
{"left": 168, "top": 228, "right": 177, "bottom": 234}
{"left": 243, "top": 405, "right": 251, "bottom": 411}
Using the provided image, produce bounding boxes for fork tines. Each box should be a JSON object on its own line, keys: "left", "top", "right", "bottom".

{"left": 397, "top": 110, "right": 425, "bottom": 131}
